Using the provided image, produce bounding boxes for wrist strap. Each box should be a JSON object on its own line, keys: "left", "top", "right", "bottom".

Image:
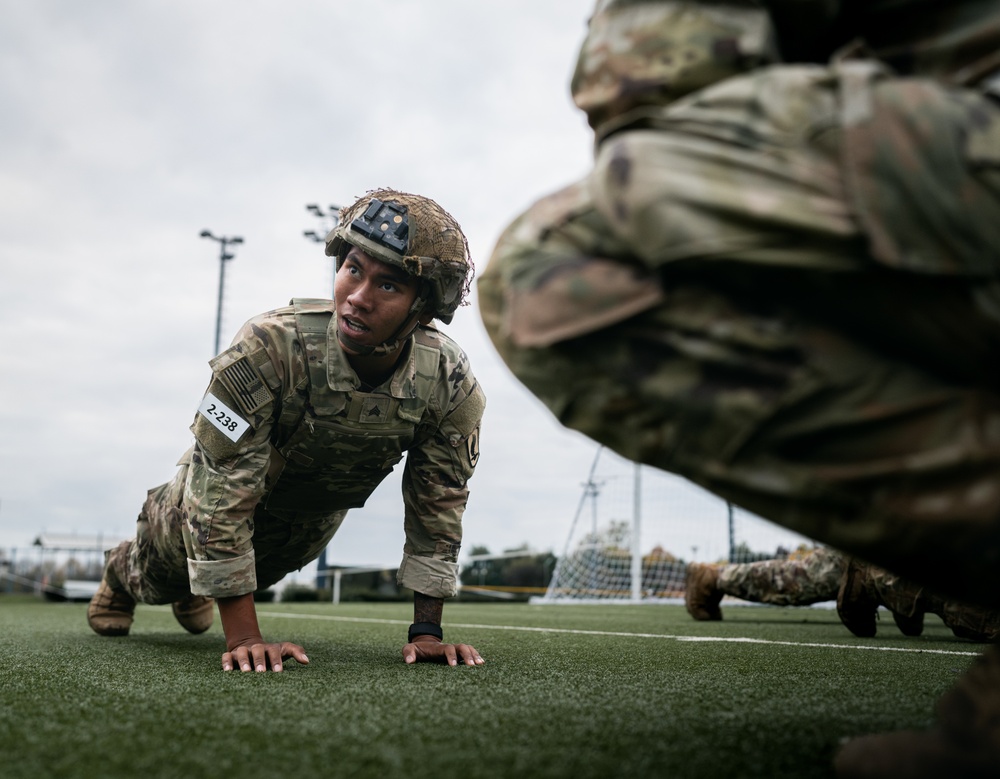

{"left": 408, "top": 622, "right": 443, "bottom": 643}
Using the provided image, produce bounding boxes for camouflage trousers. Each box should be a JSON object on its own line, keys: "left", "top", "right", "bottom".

{"left": 719, "top": 547, "right": 846, "bottom": 606}
{"left": 720, "top": 548, "right": 1000, "bottom": 640}
{"left": 484, "top": 272, "right": 1000, "bottom": 609}
{"left": 106, "top": 463, "right": 348, "bottom": 604}
{"left": 479, "top": 69, "right": 1000, "bottom": 610}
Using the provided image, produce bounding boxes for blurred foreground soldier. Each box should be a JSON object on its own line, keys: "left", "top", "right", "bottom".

{"left": 686, "top": 549, "right": 1000, "bottom": 642}
{"left": 477, "top": 0, "right": 1000, "bottom": 775}
{"left": 89, "top": 189, "right": 486, "bottom": 672}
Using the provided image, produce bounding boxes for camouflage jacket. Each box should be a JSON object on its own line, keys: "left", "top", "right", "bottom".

{"left": 182, "top": 298, "right": 485, "bottom": 599}
{"left": 572, "top": 1, "right": 1000, "bottom": 135}
{"left": 779, "top": 0, "right": 1000, "bottom": 85}
{"left": 482, "top": 1, "right": 1000, "bottom": 351}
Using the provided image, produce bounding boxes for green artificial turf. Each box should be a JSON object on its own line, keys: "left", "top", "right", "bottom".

{"left": 0, "top": 596, "right": 980, "bottom": 779}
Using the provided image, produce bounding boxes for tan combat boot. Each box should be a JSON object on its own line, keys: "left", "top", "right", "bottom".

{"left": 172, "top": 595, "right": 215, "bottom": 634}
{"left": 685, "top": 563, "right": 723, "bottom": 621}
{"left": 933, "top": 599, "right": 1000, "bottom": 643}
{"left": 835, "top": 646, "right": 1000, "bottom": 778}
{"left": 891, "top": 607, "right": 926, "bottom": 638}
{"left": 837, "top": 559, "right": 879, "bottom": 637}
{"left": 87, "top": 576, "right": 137, "bottom": 637}
{"left": 837, "top": 559, "right": 926, "bottom": 638}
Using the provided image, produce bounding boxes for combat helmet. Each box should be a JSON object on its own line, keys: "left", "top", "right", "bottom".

{"left": 571, "top": 0, "right": 779, "bottom": 133}
{"left": 326, "top": 188, "right": 472, "bottom": 324}
{"left": 325, "top": 188, "right": 473, "bottom": 355}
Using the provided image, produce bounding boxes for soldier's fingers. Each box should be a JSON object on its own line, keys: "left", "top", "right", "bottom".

{"left": 232, "top": 646, "right": 254, "bottom": 673}
{"left": 250, "top": 643, "right": 269, "bottom": 673}
{"left": 456, "top": 644, "right": 485, "bottom": 666}
{"left": 281, "top": 642, "right": 310, "bottom": 665}
{"left": 221, "top": 651, "right": 235, "bottom": 672}
{"left": 266, "top": 645, "right": 285, "bottom": 673}
{"left": 444, "top": 644, "right": 458, "bottom": 667}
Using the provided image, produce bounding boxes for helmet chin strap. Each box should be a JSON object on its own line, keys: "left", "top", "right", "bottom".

{"left": 337, "top": 296, "right": 428, "bottom": 357}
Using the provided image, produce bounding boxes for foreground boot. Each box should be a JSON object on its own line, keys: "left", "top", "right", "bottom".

{"left": 938, "top": 600, "right": 1000, "bottom": 643}
{"left": 891, "top": 608, "right": 926, "bottom": 638}
{"left": 838, "top": 559, "right": 927, "bottom": 638}
{"left": 872, "top": 567, "right": 926, "bottom": 638}
{"left": 835, "top": 646, "right": 1000, "bottom": 778}
{"left": 837, "top": 559, "right": 879, "bottom": 638}
{"left": 87, "top": 577, "right": 137, "bottom": 637}
{"left": 685, "top": 563, "right": 723, "bottom": 621}
{"left": 172, "top": 595, "right": 215, "bottom": 634}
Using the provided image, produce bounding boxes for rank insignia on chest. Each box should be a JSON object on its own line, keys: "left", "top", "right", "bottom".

{"left": 351, "top": 395, "right": 396, "bottom": 423}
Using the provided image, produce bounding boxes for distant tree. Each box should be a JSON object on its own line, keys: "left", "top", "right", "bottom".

{"left": 644, "top": 545, "right": 678, "bottom": 563}
{"left": 460, "top": 545, "right": 557, "bottom": 591}
{"left": 281, "top": 584, "right": 321, "bottom": 602}
{"left": 730, "top": 541, "right": 783, "bottom": 564}
{"left": 503, "top": 554, "right": 558, "bottom": 588}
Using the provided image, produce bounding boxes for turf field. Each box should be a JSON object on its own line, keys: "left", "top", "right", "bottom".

{"left": 0, "top": 595, "right": 980, "bottom": 778}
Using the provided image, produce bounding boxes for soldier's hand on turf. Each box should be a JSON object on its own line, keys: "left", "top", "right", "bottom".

{"left": 402, "top": 635, "right": 484, "bottom": 666}
{"left": 222, "top": 640, "right": 309, "bottom": 673}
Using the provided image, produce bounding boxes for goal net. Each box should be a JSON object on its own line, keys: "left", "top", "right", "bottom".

{"left": 536, "top": 446, "right": 814, "bottom": 603}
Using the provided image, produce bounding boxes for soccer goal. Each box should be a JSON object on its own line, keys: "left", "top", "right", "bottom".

{"left": 535, "top": 446, "right": 812, "bottom": 604}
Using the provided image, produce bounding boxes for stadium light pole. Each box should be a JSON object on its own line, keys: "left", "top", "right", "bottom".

{"left": 200, "top": 230, "right": 244, "bottom": 356}
{"left": 303, "top": 203, "right": 342, "bottom": 297}
{"left": 727, "top": 502, "right": 735, "bottom": 563}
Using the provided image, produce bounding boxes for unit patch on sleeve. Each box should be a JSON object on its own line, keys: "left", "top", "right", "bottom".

{"left": 198, "top": 392, "right": 251, "bottom": 443}
{"left": 217, "top": 355, "right": 274, "bottom": 417}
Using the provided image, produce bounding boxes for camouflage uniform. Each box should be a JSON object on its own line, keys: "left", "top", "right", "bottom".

{"left": 478, "top": 0, "right": 1000, "bottom": 609}
{"left": 715, "top": 548, "right": 1000, "bottom": 640}
{"left": 718, "top": 547, "right": 846, "bottom": 606}
{"left": 107, "top": 299, "right": 484, "bottom": 604}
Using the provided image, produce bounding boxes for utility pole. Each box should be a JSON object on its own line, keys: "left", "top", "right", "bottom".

{"left": 728, "top": 502, "right": 735, "bottom": 563}
{"left": 303, "top": 203, "right": 342, "bottom": 297}
{"left": 199, "top": 230, "right": 243, "bottom": 355}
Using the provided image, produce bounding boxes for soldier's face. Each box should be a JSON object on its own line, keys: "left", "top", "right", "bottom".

{"left": 335, "top": 248, "right": 421, "bottom": 353}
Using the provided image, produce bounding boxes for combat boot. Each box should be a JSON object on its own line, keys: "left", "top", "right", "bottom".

{"left": 685, "top": 563, "right": 723, "bottom": 621}
{"left": 837, "top": 559, "right": 927, "bottom": 638}
{"left": 87, "top": 576, "right": 136, "bottom": 637}
{"left": 891, "top": 609, "right": 926, "bottom": 638}
{"left": 834, "top": 646, "right": 1000, "bottom": 778}
{"left": 172, "top": 595, "right": 215, "bottom": 634}
{"left": 871, "top": 567, "right": 926, "bottom": 638}
{"left": 939, "top": 600, "right": 1000, "bottom": 643}
{"left": 837, "top": 559, "right": 879, "bottom": 637}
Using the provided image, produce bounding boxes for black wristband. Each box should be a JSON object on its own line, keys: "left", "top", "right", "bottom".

{"left": 408, "top": 622, "right": 443, "bottom": 643}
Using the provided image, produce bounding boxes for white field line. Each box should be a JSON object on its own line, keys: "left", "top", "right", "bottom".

{"left": 258, "top": 611, "right": 982, "bottom": 657}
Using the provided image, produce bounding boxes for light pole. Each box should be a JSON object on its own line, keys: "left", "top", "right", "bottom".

{"left": 200, "top": 230, "right": 243, "bottom": 355}
{"left": 303, "top": 203, "right": 341, "bottom": 297}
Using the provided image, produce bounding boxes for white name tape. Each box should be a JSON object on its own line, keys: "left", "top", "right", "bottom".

{"left": 198, "top": 392, "right": 250, "bottom": 442}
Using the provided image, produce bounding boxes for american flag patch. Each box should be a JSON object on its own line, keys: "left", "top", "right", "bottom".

{"left": 219, "top": 357, "right": 273, "bottom": 415}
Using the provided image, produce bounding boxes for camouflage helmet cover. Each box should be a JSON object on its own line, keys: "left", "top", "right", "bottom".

{"left": 326, "top": 188, "right": 473, "bottom": 324}
{"left": 571, "top": 0, "right": 780, "bottom": 131}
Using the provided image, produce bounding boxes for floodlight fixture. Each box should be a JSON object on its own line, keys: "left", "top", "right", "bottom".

{"left": 303, "top": 202, "right": 344, "bottom": 296}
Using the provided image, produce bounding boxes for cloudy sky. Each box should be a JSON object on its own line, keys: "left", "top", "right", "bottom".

{"left": 0, "top": 1, "right": 808, "bottom": 579}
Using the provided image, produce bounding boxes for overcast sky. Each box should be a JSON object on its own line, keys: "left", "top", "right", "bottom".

{"left": 0, "top": 1, "right": 809, "bottom": 579}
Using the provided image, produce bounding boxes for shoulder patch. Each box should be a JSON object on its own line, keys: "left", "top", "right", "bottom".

{"left": 442, "top": 381, "right": 486, "bottom": 441}
{"left": 216, "top": 355, "right": 273, "bottom": 417}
